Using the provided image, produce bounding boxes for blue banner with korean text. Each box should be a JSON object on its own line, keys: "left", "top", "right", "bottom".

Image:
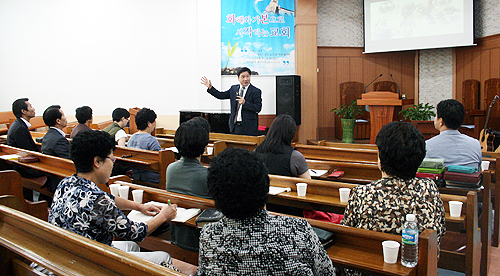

{"left": 221, "top": 0, "right": 295, "bottom": 75}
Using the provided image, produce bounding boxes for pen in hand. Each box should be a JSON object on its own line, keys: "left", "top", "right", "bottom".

{"left": 168, "top": 199, "right": 171, "bottom": 206}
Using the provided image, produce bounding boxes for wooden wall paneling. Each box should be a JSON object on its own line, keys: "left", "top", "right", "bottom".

{"left": 318, "top": 57, "right": 325, "bottom": 128}
{"left": 401, "top": 54, "right": 415, "bottom": 100}
{"left": 376, "top": 57, "right": 390, "bottom": 83}
{"left": 389, "top": 56, "right": 402, "bottom": 95}
{"left": 335, "top": 57, "right": 351, "bottom": 139}
{"left": 491, "top": 48, "right": 500, "bottom": 79}
{"left": 363, "top": 57, "right": 378, "bottom": 92}
{"left": 471, "top": 51, "right": 482, "bottom": 82}
{"left": 324, "top": 57, "right": 337, "bottom": 128}
{"left": 350, "top": 57, "right": 364, "bottom": 82}
{"left": 319, "top": 57, "right": 337, "bottom": 138}
{"left": 480, "top": 50, "right": 491, "bottom": 108}
{"left": 455, "top": 50, "right": 465, "bottom": 104}
{"left": 463, "top": 51, "right": 473, "bottom": 80}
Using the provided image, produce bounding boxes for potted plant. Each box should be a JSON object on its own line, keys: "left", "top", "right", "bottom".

{"left": 331, "top": 100, "right": 363, "bottom": 143}
{"left": 399, "top": 103, "right": 437, "bottom": 139}
{"left": 399, "top": 103, "right": 435, "bottom": 121}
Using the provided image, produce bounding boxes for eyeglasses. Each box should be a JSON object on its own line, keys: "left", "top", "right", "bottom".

{"left": 106, "top": 156, "right": 117, "bottom": 163}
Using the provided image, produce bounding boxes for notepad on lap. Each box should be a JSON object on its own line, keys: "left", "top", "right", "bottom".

{"left": 127, "top": 201, "right": 201, "bottom": 223}
{"left": 268, "top": 186, "right": 291, "bottom": 195}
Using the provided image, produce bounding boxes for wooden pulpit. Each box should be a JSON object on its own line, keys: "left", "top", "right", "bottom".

{"left": 357, "top": 92, "right": 409, "bottom": 144}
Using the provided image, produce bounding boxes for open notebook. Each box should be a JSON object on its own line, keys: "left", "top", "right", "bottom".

{"left": 127, "top": 201, "right": 201, "bottom": 223}
{"left": 0, "top": 154, "right": 21, "bottom": 161}
{"left": 309, "top": 169, "right": 328, "bottom": 177}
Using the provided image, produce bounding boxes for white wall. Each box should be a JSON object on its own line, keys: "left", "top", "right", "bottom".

{"left": 0, "top": 0, "right": 278, "bottom": 128}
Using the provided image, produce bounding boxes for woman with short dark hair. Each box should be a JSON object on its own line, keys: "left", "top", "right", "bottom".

{"left": 198, "top": 147, "right": 335, "bottom": 275}
{"left": 341, "top": 122, "right": 446, "bottom": 275}
{"left": 49, "top": 130, "right": 178, "bottom": 266}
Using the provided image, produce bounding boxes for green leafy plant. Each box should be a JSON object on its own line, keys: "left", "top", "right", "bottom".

{"left": 330, "top": 100, "right": 363, "bottom": 119}
{"left": 399, "top": 103, "right": 436, "bottom": 121}
{"left": 225, "top": 41, "right": 239, "bottom": 69}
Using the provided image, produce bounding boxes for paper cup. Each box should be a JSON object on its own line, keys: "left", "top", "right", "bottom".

{"left": 118, "top": 186, "right": 130, "bottom": 200}
{"left": 132, "top": 189, "right": 144, "bottom": 204}
{"left": 339, "top": 188, "right": 351, "bottom": 202}
{"left": 296, "top": 183, "right": 308, "bottom": 197}
{"left": 382, "top": 240, "right": 400, "bottom": 264}
{"left": 109, "top": 184, "right": 121, "bottom": 197}
{"left": 482, "top": 161, "right": 490, "bottom": 171}
{"left": 449, "top": 201, "right": 463, "bottom": 217}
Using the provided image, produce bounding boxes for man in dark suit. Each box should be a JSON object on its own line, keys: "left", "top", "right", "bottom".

{"left": 7, "top": 98, "right": 38, "bottom": 152}
{"left": 201, "top": 67, "right": 262, "bottom": 136}
{"left": 7, "top": 98, "right": 44, "bottom": 199}
{"left": 41, "top": 105, "right": 70, "bottom": 193}
{"left": 41, "top": 105, "right": 70, "bottom": 159}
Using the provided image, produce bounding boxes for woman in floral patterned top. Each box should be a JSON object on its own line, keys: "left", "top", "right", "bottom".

{"left": 49, "top": 131, "right": 178, "bottom": 266}
{"left": 341, "top": 121, "right": 446, "bottom": 274}
{"left": 198, "top": 147, "right": 336, "bottom": 276}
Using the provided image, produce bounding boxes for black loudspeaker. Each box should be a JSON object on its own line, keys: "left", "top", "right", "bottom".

{"left": 276, "top": 75, "right": 301, "bottom": 125}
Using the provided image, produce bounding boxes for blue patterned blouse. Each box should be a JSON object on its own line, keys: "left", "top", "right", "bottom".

{"left": 48, "top": 175, "right": 148, "bottom": 246}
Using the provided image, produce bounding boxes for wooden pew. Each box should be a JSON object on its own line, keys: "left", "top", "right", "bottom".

{"left": 0, "top": 170, "right": 48, "bottom": 221}
{"left": 307, "top": 139, "right": 378, "bottom": 150}
{"left": 307, "top": 159, "right": 381, "bottom": 184}
{"left": 0, "top": 204, "right": 185, "bottom": 276}
{"left": 0, "top": 142, "right": 176, "bottom": 193}
{"left": 0, "top": 111, "right": 15, "bottom": 135}
{"left": 8, "top": 116, "right": 46, "bottom": 131}
{"left": 110, "top": 178, "right": 437, "bottom": 276}
{"left": 295, "top": 143, "right": 379, "bottom": 165}
{"left": 0, "top": 144, "right": 76, "bottom": 197}
{"left": 113, "top": 146, "right": 176, "bottom": 190}
{"left": 267, "top": 174, "right": 481, "bottom": 276}
{"left": 156, "top": 128, "right": 265, "bottom": 155}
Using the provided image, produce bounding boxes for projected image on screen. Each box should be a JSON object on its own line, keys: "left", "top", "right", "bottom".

{"left": 364, "top": 0, "right": 473, "bottom": 53}
{"left": 371, "top": 0, "right": 462, "bottom": 40}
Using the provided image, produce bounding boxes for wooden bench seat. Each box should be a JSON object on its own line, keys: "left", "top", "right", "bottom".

{"left": 110, "top": 177, "right": 437, "bottom": 275}
{"left": 156, "top": 128, "right": 265, "bottom": 155}
{"left": 295, "top": 143, "right": 379, "bottom": 164}
{"left": 0, "top": 170, "right": 48, "bottom": 221}
{"left": 267, "top": 174, "right": 481, "bottom": 276}
{"left": 0, "top": 204, "right": 185, "bottom": 275}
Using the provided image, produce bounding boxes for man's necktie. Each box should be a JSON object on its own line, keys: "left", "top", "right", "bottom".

{"left": 234, "top": 86, "right": 244, "bottom": 123}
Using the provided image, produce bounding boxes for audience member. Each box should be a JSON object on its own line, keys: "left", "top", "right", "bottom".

{"left": 41, "top": 105, "right": 70, "bottom": 194}
{"left": 7, "top": 98, "right": 43, "bottom": 199}
{"left": 426, "top": 99, "right": 482, "bottom": 170}
{"left": 254, "top": 114, "right": 309, "bottom": 217}
{"left": 70, "top": 105, "right": 93, "bottom": 138}
{"left": 198, "top": 147, "right": 335, "bottom": 275}
{"left": 341, "top": 122, "right": 445, "bottom": 275}
{"left": 127, "top": 108, "right": 161, "bottom": 183}
{"left": 254, "top": 114, "right": 310, "bottom": 178}
{"left": 166, "top": 117, "right": 210, "bottom": 252}
{"left": 49, "top": 130, "right": 178, "bottom": 266}
{"left": 7, "top": 98, "right": 38, "bottom": 152}
{"left": 41, "top": 105, "right": 70, "bottom": 159}
{"left": 103, "top": 108, "right": 129, "bottom": 146}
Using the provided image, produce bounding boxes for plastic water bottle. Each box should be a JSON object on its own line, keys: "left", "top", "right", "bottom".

{"left": 401, "top": 214, "right": 418, "bottom": 268}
